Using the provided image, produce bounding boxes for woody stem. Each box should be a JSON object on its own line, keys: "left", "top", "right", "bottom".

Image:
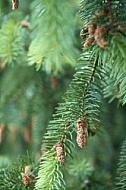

{"left": 107, "top": 0, "right": 114, "bottom": 32}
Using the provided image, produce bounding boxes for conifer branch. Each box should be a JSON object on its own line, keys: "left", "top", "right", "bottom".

{"left": 114, "top": 136, "right": 126, "bottom": 190}
{"left": 35, "top": 150, "right": 65, "bottom": 190}
{"left": 0, "top": 20, "right": 26, "bottom": 65}
{"left": 35, "top": 1, "right": 126, "bottom": 187}
{"left": 28, "top": 0, "right": 79, "bottom": 74}
{"left": 102, "top": 32, "right": 126, "bottom": 105}
{"left": 80, "top": 55, "right": 99, "bottom": 117}
{"left": 35, "top": 49, "right": 105, "bottom": 189}
{"left": 0, "top": 154, "right": 36, "bottom": 190}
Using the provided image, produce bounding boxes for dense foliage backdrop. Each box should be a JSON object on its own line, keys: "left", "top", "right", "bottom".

{"left": 0, "top": 0, "right": 126, "bottom": 189}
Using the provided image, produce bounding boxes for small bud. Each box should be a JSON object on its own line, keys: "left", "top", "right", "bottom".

{"left": 20, "top": 21, "right": 30, "bottom": 28}
{"left": 21, "top": 173, "right": 31, "bottom": 186}
{"left": 12, "top": 0, "right": 19, "bottom": 10}
{"left": 21, "top": 165, "right": 36, "bottom": 186}
{"left": 80, "top": 28, "right": 87, "bottom": 39}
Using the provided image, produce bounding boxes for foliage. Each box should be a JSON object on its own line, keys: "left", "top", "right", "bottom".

{"left": 28, "top": 0, "right": 79, "bottom": 74}
{"left": 0, "top": 64, "right": 74, "bottom": 156}
{"left": 0, "top": 0, "right": 126, "bottom": 190}
{"left": 0, "top": 19, "right": 25, "bottom": 65}
{"left": 114, "top": 136, "right": 126, "bottom": 190}
{"left": 35, "top": 0, "right": 126, "bottom": 189}
{"left": 0, "top": 153, "right": 37, "bottom": 190}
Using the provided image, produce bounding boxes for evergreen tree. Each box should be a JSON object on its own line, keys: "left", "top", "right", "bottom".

{"left": 0, "top": 0, "right": 126, "bottom": 190}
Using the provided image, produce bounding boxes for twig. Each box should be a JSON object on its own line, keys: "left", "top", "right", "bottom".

{"left": 107, "top": 0, "right": 114, "bottom": 32}
{"left": 60, "top": 122, "right": 70, "bottom": 143}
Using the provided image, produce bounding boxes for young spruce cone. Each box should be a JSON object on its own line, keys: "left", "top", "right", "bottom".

{"left": 12, "top": 0, "right": 19, "bottom": 10}
{"left": 80, "top": 28, "right": 87, "bottom": 39}
{"left": 94, "top": 25, "right": 108, "bottom": 49}
{"left": 54, "top": 142, "right": 65, "bottom": 162}
{"left": 21, "top": 173, "right": 31, "bottom": 186}
{"left": 84, "top": 36, "right": 95, "bottom": 48}
{"left": 76, "top": 118, "right": 87, "bottom": 148}
{"left": 21, "top": 165, "right": 35, "bottom": 186}
{"left": 88, "top": 24, "right": 97, "bottom": 35}
{"left": 84, "top": 24, "right": 96, "bottom": 48}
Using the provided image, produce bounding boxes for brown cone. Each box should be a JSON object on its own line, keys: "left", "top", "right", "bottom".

{"left": 21, "top": 173, "right": 31, "bottom": 186}
{"left": 54, "top": 142, "right": 65, "bottom": 162}
{"left": 12, "top": 0, "right": 19, "bottom": 10}
{"left": 94, "top": 26, "right": 108, "bottom": 49}
{"left": 76, "top": 118, "right": 87, "bottom": 148}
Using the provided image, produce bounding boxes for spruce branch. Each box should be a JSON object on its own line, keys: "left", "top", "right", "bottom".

{"left": 33, "top": 0, "right": 126, "bottom": 182}
{"left": 0, "top": 153, "right": 37, "bottom": 190}
{"left": 80, "top": 0, "right": 126, "bottom": 50}
{"left": 0, "top": 20, "right": 25, "bottom": 65}
{"left": 28, "top": 0, "right": 79, "bottom": 74}
{"left": 102, "top": 33, "right": 126, "bottom": 105}
{"left": 114, "top": 136, "right": 126, "bottom": 190}
{"left": 35, "top": 48, "right": 105, "bottom": 189}
{"left": 35, "top": 150, "right": 66, "bottom": 190}
{"left": 80, "top": 0, "right": 126, "bottom": 105}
